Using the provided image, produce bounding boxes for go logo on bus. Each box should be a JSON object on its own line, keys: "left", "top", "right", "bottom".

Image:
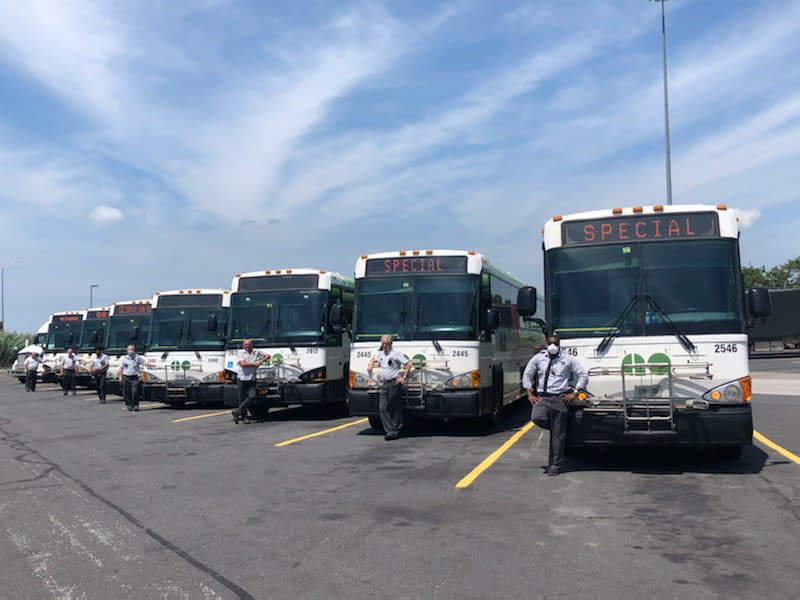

{"left": 170, "top": 360, "right": 192, "bottom": 370}
{"left": 622, "top": 352, "right": 670, "bottom": 375}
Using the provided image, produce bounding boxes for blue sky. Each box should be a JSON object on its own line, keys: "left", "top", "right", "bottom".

{"left": 1, "top": 0, "right": 798, "bottom": 332}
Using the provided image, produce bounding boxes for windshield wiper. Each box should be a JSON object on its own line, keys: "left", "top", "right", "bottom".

{"left": 275, "top": 306, "right": 296, "bottom": 353}
{"left": 388, "top": 297, "right": 408, "bottom": 339}
{"left": 644, "top": 294, "right": 696, "bottom": 353}
{"left": 596, "top": 294, "right": 639, "bottom": 354}
{"left": 416, "top": 306, "right": 443, "bottom": 353}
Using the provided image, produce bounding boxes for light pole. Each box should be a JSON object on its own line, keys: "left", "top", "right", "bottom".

{"left": 1, "top": 267, "right": 4, "bottom": 331}
{"left": 652, "top": 0, "right": 673, "bottom": 205}
{"left": 90, "top": 284, "right": 99, "bottom": 308}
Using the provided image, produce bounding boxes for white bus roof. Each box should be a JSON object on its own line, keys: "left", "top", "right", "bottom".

{"left": 542, "top": 203, "right": 740, "bottom": 250}
{"left": 152, "top": 288, "right": 231, "bottom": 307}
{"left": 36, "top": 321, "right": 49, "bottom": 334}
{"left": 48, "top": 310, "right": 88, "bottom": 321}
{"left": 231, "top": 268, "right": 353, "bottom": 292}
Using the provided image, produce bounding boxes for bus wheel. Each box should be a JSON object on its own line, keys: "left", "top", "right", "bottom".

{"left": 482, "top": 404, "right": 501, "bottom": 428}
{"left": 368, "top": 416, "right": 383, "bottom": 431}
{"left": 248, "top": 406, "right": 270, "bottom": 420}
{"left": 717, "top": 445, "right": 743, "bottom": 459}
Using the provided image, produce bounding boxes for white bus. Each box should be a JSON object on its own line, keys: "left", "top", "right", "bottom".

{"left": 41, "top": 310, "right": 86, "bottom": 383}
{"left": 224, "top": 268, "right": 354, "bottom": 417}
{"left": 141, "top": 289, "right": 230, "bottom": 406}
{"left": 348, "top": 250, "right": 540, "bottom": 428}
{"left": 104, "top": 299, "right": 152, "bottom": 397}
{"left": 9, "top": 321, "right": 48, "bottom": 383}
{"left": 517, "top": 204, "right": 771, "bottom": 457}
{"left": 75, "top": 307, "right": 112, "bottom": 387}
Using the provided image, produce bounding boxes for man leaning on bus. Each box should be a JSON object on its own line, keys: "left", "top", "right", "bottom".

{"left": 367, "top": 334, "right": 412, "bottom": 441}
{"left": 522, "top": 335, "right": 588, "bottom": 476}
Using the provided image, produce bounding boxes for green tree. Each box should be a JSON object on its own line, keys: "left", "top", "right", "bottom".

{"left": 743, "top": 256, "right": 800, "bottom": 290}
{"left": 0, "top": 330, "right": 33, "bottom": 367}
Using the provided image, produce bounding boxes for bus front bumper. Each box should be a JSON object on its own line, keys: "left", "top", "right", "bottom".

{"left": 349, "top": 389, "right": 484, "bottom": 419}
{"left": 223, "top": 381, "right": 345, "bottom": 408}
{"left": 567, "top": 403, "right": 753, "bottom": 447}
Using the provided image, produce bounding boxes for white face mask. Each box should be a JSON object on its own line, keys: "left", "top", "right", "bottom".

{"left": 547, "top": 343, "right": 559, "bottom": 355}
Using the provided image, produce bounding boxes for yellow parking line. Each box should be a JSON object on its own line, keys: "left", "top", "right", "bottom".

{"left": 753, "top": 430, "right": 800, "bottom": 464}
{"left": 456, "top": 421, "right": 535, "bottom": 489}
{"left": 275, "top": 418, "right": 369, "bottom": 447}
{"left": 171, "top": 410, "right": 232, "bottom": 423}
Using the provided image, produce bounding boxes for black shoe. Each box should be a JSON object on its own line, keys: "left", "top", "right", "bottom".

{"left": 384, "top": 434, "right": 400, "bottom": 441}
{"left": 127, "top": 405, "right": 133, "bottom": 411}
{"left": 133, "top": 405, "right": 139, "bottom": 411}
{"left": 63, "top": 393, "right": 68, "bottom": 396}
{"left": 546, "top": 465, "right": 560, "bottom": 477}
{"left": 232, "top": 410, "right": 239, "bottom": 424}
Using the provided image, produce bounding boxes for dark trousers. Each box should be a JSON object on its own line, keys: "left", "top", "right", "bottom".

{"left": 379, "top": 381, "right": 403, "bottom": 436}
{"left": 93, "top": 371, "right": 107, "bottom": 402}
{"left": 26, "top": 370, "right": 37, "bottom": 391}
{"left": 62, "top": 370, "right": 76, "bottom": 395}
{"left": 531, "top": 395, "right": 569, "bottom": 468}
{"left": 123, "top": 376, "right": 139, "bottom": 407}
{"left": 236, "top": 379, "right": 257, "bottom": 418}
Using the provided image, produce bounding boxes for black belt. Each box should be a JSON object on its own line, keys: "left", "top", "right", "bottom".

{"left": 64, "top": 369, "right": 75, "bottom": 372}
{"left": 124, "top": 374, "right": 139, "bottom": 379}
{"left": 539, "top": 390, "right": 570, "bottom": 396}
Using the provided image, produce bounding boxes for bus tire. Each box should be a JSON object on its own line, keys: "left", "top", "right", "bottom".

{"left": 716, "top": 445, "right": 743, "bottom": 459}
{"left": 368, "top": 416, "right": 383, "bottom": 431}
{"left": 248, "top": 406, "right": 270, "bottom": 420}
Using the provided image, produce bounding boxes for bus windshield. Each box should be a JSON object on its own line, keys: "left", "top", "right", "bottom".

{"left": 106, "top": 316, "right": 151, "bottom": 353}
{"left": 46, "top": 321, "right": 83, "bottom": 351}
{"left": 148, "top": 307, "right": 228, "bottom": 351}
{"left": 354, "top": 275, "right": 479, "bottom": 341}
{"left": 547, "top": 239, "right": 744, "bottom": 339}
{"left": 79, "top": 319, "right": 109, "bottom": 351}
{"left": 228, "top": 290, "right": 327, "bottom": 345}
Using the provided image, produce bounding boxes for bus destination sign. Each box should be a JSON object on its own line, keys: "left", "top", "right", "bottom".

{"left": 55, "top": 315, "right": 81, "bottom": 323}
{"left": 116, "top": 303, "right": 152, "bottom": 315}
{"left": 365, "top": 256, "right": 467, "bottom": 276}
{"left": 87, "top": 310, "right": 110, "bottom": 319}
{"left": 562, "top": 212, "right": 719, "bottom": 246}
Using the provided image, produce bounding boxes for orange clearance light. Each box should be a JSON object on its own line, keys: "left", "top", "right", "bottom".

{"left": 717, "top": 204, "right": 728, "bottom": 210}
{"left": 710, "top": 390, "right": 722, "bottom": 400}
{"left": 360, "top": 255, "right": 368, "bottom": 259}
{"left": 467, "top": 250, "right": 476, "bottom": 255}
{"left": 739, "top": 376, "right": 752, "bottom": 402}
{"left": 470, "top": 370, "right": 480, "bottom": 388}
{"left": 653, "top": 205, "right": 664, "bottom": 212}
{"left": 319, "top": 270, "right": 326, "bottom": 274}
{"left": 235, "top": 273, "right": 241, "bottom": 277}
{"left": 276, "top": 269, "right": 282, "bottom": 274}
{"left": 286, "top": 269, "right": 292, "bottom": 273}
{"left": 612, "top": 207, "right": 623, "bottom": 215}
{"left": 412, "top": 250, "right": 420, "bottom": 256}
{"left": 425, "top": 250, "right": 433, "bottom": 255}
{"left": 552, "top": 215, "right": 563, "bottom": 222}
{"left": 633, "top": 206, "right": 643, "bottom": 213}
{"left": 399, "top": 250, "right": 407, "bottom": 256}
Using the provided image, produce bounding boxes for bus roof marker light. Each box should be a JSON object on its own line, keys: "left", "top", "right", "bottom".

{"left": 468, "top": 251, "right": 476, "bottom": 255}
{"left": 399, "top": 250, "right": 407, "bottom": 256}
{"left": 633, "top": 206, "right": 644, "bottom": 213}
{"left": 717, "top": 204, "right": 728, "bottom": 210}
{"left": 412, "top": 250, "right": 420, "bottom": 256}
{"left": 552, "top": 215, "right": 563, "bottom": 222}
{"left": 425, "top": 250, "right": 433, "bottom": 255}
{"left": 654, "top": 205, "right": 664, "bottom": 212}
{"left": 612, "top": 208, "right": 623, "bottom": 215}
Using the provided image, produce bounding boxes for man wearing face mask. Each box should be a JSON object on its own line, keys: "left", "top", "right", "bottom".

{"left": 522, "top": 335, "right": 588, "bottom": 476}
{"left": 367, "top": 334, "right": 412, "bottom": 441}
{"left": 119, "top": 344, "right": 146, "bottom": 411}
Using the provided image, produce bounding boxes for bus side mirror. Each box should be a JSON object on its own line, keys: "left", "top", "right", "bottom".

{"left": 207, "top": 314, "right": 218, "bottom": 332}
{"left": 485, "top": 307, "right": 500, "bottom": 332}
{"left": 130, "top": 326, "right": 140, "bottom": 341}
{"left": 90, "top": 330, "right": 99, "bottom": 344}
{"left": 65, "top": 332, "right": 73, "bottom": 346}
{"left": 517, "top": 286, "right": 538, "bottom": 317}
{"left": 329, "top": 303, "right": 345, "bottom": 333}
{"left": 749, "top": 287, "right": 771, "bottom": 318}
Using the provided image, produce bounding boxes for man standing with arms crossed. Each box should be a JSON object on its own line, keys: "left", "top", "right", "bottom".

{"left": 119, "top": 344, "right": 145, "bottom": 411}
{"left": 24, "top": 351, "right": 41, "bottom": 392}
{"left": 60, "top": 347, "right": 79, "bottom": 396}
{"left": 89, "top": 347, "right": 109, "bottom": 403}
{"left": 522, "top": 335, "right": 588, "bottom": 476}
{"left": 367, "top": 334, "right": 412, "bottom": 441}
{"left": 232, "top": 339, "right": 270, "bottom": 424}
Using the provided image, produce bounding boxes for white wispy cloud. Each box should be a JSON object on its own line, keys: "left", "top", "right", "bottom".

{"left": 90, "top": 205, "right": 123, "bottom": 225}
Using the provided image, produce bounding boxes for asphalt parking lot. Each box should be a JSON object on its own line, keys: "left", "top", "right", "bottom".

{"left": 1, "top": 357, "right": 798, "bottom": 599}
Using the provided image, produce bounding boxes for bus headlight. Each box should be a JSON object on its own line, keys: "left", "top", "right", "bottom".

{"left": 349, "top": 370, "right": 376, "bottom": 389}
{"left": 300, "top": 367, "right": 326, "bottom": 383}
{"left": 703, "top": 376, "right": 750, "bottom": 404}
{"left": 445, "top": 370, "right": 480, "bottom": 389}
{"left": 202, "top": 370, "right": 225, "bottom": 383}
{"left": 142, "top": 371, "right": 161, "bottom": 383}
